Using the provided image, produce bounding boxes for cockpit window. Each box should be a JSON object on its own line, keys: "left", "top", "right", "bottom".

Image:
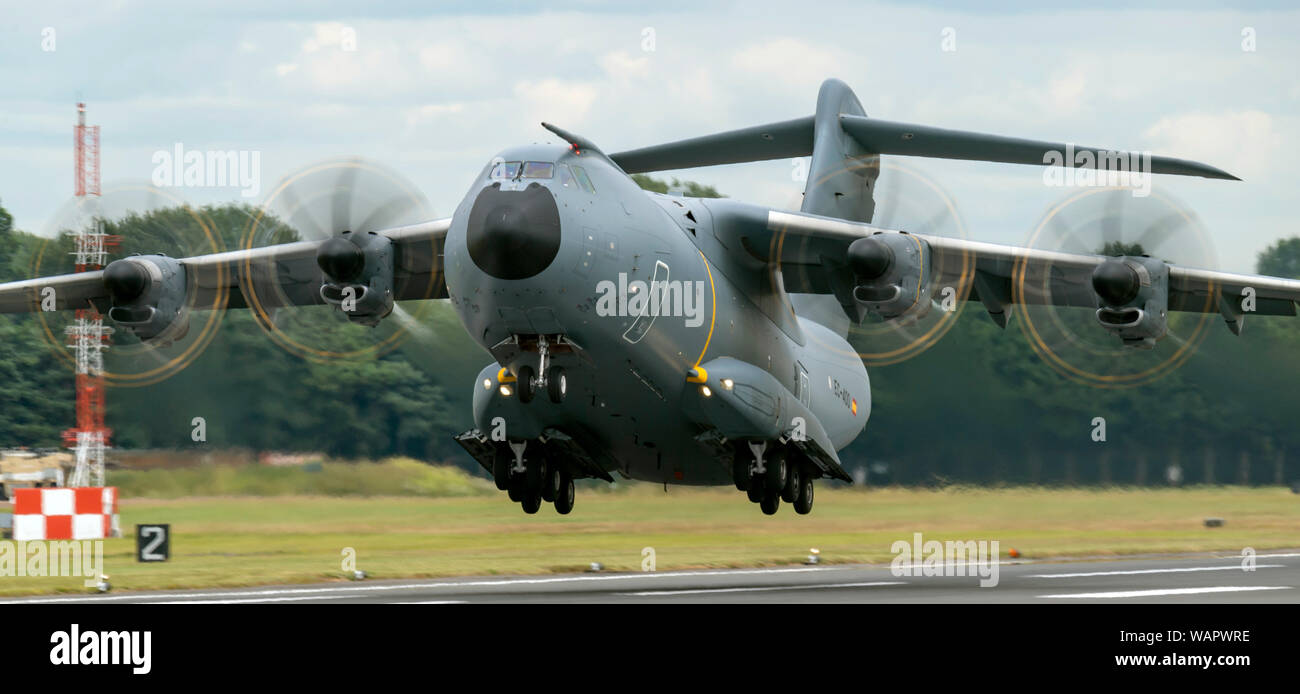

{"left": 557, "top": 164, "right": 575, "bottom": 188}
{"left": 489, "top": 161, "right": 521, "bottom": 180}
{"left": 521, "top": 161, "right": 555, "bottom": 179}
{"left": 571, "top": 165, "right": 596, "bottom": 194}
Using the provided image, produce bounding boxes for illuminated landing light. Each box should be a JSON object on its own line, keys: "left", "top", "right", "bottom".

{"left": 499, "top": 385, "right": 513, "bottom": 397}
{"left": 700, "top": 385, "right": 712, "bottom": 398}
{"left": 720, "top": 378, "right": 734, "bottom": 391}
{"left": 482, "top": 378, "right": 492, "bottom": 390}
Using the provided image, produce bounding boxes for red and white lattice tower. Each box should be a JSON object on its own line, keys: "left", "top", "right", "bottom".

{"left": 63, "top": 102, "right": 117, "bottom": 488}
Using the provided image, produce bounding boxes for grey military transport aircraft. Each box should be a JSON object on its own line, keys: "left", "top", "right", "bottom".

{"left": 4, "top": 79, "right": 1299, "bottom": 515}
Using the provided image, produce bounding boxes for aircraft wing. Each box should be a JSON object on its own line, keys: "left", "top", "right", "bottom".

{"left": 0, "top": 218, "right": 449, "bottom": 317}
{"left": 715, "top": 203, "right": 1299, "bottom": 336}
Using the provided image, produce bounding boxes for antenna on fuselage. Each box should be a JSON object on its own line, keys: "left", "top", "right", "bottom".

{"left": 540, "top": 122, "right": 605, "bottom": 157}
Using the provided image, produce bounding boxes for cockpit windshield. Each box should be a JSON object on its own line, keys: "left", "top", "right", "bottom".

{"left": 521, "top": 162, "right": 554, "bottom": 179}
{"left": 488, "top": 160, "right": 555, "bottom": 181}
{"left": 489, "top": 161, "right": 521, "bottom": 180}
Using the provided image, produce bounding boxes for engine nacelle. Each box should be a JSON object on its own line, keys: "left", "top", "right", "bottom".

{"left": 1091, "top": 256, "right": 1168, "bottom": 349}
{"left": 847, "top": 232, "right": 933, "bottom": 321}
{"left": 102, "top": 255, "right": 191, "bottom": 344}
{"left": 317, "top": 231, "right": 395, "bottom": 327}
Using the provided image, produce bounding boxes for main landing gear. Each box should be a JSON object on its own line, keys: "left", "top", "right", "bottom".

{"left": 493, "top": 441, "right": 575, "bottom": 514}
{"left": 733, "top": 441, "right": 815, "bottom": 515}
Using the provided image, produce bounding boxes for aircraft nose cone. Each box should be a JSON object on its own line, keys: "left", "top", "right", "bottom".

{"left": 466, "top": 182, "right": 562, "bottom": 280}
{"left": 103, "top": 259, "right": 150, "bottom": 304}
{"left": 1092, "top": 259, "right": 1141, "bottom": 306}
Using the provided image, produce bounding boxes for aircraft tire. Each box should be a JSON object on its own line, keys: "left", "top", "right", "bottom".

{"left": 554, "top": 470, "right": 575, "bottom": 515}
{"left": 507, "top": 475, "right": 524, "bottom": 503}
{"left": 781, "top": 463, "right": 800, "bottom": 503}
{"left": 759, "top": 491, "right": 780, "bottom": 515}
{"left": 746, "top": 476, "right": 764, "bottom": 503}
{"left": 794, "top": 476, "right": 814, "bottom": 515}
{"left": 541, "top": 461, "right": 561, "bottom": 502}
{"left": 546, "top": 367, "right": 566, "bottom": 403}
{"left": 517, "top": 365, "right": 536, "bottom": 403}
{"left": 521, "top": 489, "right": 542, "bottom": 514}
{"left": 765, "top": 448, "right": 787, "bottom": 491}
{"left": 731, "top": 447, "right": 750, "bottom": 491}
{"left": 492, "top": 447, "right": 512, "bottom": 491}
{"left": 526, "top": 454, "right": 545, "bottom": 492}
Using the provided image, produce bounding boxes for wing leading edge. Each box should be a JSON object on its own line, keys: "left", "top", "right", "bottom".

{"left": 702, "top": 201, "right": 1298, "bottom": 339}
{"left": 0, "top": 218, "right": 451, "bottom": 316}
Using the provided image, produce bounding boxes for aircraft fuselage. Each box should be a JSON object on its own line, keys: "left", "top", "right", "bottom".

{"left": 444, "top": 143, "right": 868, "bottom": 485}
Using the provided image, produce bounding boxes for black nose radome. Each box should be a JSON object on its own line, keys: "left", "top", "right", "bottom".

{"left": 1092, "top": 259, "right": 1141, "bottom": 306}
{"left": 466, "top": 183, "right": 561, "bottom": 280}
{"left": 103, "top": 259, "right": 150, "bottom": 304}
{"left": 317, "top": 235, "right": 365, "bottom": 282}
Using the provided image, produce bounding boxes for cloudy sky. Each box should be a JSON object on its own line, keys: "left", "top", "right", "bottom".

{"left": 2, "top": 0, "right": 1297, "bottom": 272}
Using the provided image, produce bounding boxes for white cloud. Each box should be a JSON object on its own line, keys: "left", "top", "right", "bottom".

{"left": 730, "top": 37, "right": 841, "bottom": 87}
{"left": 599, "top": 50, "right": 651, "bottom": 82}
{"left": 513, "top": 79, "right": 599, "bottom": 128}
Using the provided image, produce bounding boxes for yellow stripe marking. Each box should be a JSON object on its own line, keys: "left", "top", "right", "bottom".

{"left": 692, "top": 249, "right": 717, "bottom": 373}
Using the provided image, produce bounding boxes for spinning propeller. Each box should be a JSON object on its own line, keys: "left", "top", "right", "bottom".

{"left": 1013, "top": 186, "right": 1218, "bottom": 388}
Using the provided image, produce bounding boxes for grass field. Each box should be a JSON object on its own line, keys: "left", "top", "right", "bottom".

{"left": 2, "top": 484, "right": 1297, "bottom": 596}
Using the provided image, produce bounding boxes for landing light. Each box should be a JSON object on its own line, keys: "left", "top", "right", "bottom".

{"left": 700, "top": 385, "right": 712, "bottom": 397}
{"left": 482, "top": 378, "right": 492, "bottom": 390}
{"left": 720, "top": 378, "right": 734, "bottom": 391}
{"left": 499, "top": 385, "right": 513, "bottom": 397}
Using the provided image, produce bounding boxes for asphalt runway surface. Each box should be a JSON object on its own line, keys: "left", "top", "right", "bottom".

{"left": 3, "top": 549, "right": 1297, "bottom": 604}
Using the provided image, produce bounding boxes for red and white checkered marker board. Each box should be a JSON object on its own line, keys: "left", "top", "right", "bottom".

{"left": 11, "top": 487, "right": 120, "bottom": 541}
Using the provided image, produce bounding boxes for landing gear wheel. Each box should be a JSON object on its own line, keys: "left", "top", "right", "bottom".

{"left": 541, "top": 461, "right": 561, "bottom": 502}
{"left": 765, "top": 448, "right": 787, "bottom": 492}
{"left": 553, "top": 470, "right": 575, "bottom": 514}
{"left": 759, "top": 490, "right": 780, "bottom": 515}
{"left": 507, "top": 475, "right": 525, "bottom": 503}
{"left": 492, "top": 448, "right": 512, "bottom": 491}
{"left": 781, "top": 463, "right": 800, "bottom": 503}
{"left": 732, "top": 447, "right": 751, "bottom": 491}
{"left": 526, "top": 454, "right": 545, "bottom": 493}
{"left": 520, "top": 489, "right": 542, "bottom": 514}
{"left": 546, "top": 366, "right": 566, "bottom": 404}
{"left": 517, "top": 365, "right": 536, "bottom": 404}
{"left": 746, "top": 476, "right": 764, "bottom": 503}
{"left": 794, "top": 475, "right": 814, "bottom": 515}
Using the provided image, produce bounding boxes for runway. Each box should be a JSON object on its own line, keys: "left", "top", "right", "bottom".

{"left": 2, "top": 549, "right": 1297, "bottom": 604}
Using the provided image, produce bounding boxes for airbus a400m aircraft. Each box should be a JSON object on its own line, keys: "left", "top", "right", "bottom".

{"left": 5, "top": 79, "right": 1299, "bottom": 515}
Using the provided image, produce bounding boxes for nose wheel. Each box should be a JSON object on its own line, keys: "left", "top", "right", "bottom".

{"left": 546, "top": 366, "right": 566, "bottom": 403}
{"left": 511, "top": 335, "right": 568, "bottom": 404}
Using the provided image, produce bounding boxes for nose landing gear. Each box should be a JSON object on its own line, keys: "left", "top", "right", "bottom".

{"left": 511, "top": 335, "right": 569, "bottom": 405}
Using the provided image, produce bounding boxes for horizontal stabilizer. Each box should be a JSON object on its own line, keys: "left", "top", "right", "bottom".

{"left": 838, "top": 114, "right": 1239, "bottom": 180}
